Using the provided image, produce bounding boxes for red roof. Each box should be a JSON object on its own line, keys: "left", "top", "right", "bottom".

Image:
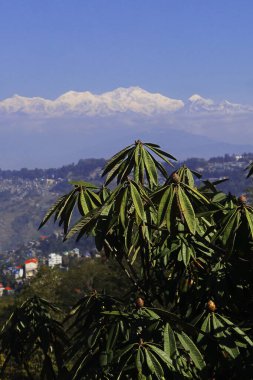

{"left": 5, "top": 287, "right": 12, "bottom": 291}
{"left": 25, "top": 258, "right": 38, "bottom": 264}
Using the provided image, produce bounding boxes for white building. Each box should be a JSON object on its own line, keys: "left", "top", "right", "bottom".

{"left": 48, "top": 253, "right": 62, "bottom": 268}
{"left": 0, "top": 283, "right": 5, "bottom": 297}
{"left": 72, "top": 248, "right": 80, "bottom": 257}
{"left": 13, "top": 267, "right": 24, "bottom": 279}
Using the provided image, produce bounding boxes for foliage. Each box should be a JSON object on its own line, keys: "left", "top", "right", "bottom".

{"left": 16, "top": 266, "right": 63, "bottom": 307}
{"left": 0, "top": 297, "right": 16, "bottom": 328}
{"left": 1, "top": 140, "right": 253, "bottom": 379}
{"left": 16, "top": 259, "right": 131, "bottom": 312}
{"left": 0, "top": 296, "right": 67, "bottom": 379}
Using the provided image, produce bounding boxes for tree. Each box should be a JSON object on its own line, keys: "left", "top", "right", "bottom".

{"left": 1, "top": 140, "right": 253, "bottom": 379}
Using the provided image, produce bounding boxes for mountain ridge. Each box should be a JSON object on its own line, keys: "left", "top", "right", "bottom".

{"left": 1, "top": 87, "right": 253, "bottom": 170}
{"left": 1, "top": 87, "right": 252, "bottom": 117}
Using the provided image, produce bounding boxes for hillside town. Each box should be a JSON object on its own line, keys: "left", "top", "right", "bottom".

{"left": 0, "top": 232, "right": 100, "bottom": 297}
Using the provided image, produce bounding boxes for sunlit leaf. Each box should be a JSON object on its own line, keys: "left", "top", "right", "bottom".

{"left": 177, "top": 186, "right": 196, "bottom": 234}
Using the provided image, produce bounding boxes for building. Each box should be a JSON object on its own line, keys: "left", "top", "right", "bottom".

{"left": 72, "top": 248, "right": 80, "bottom": 257}
{"left": 13, "top": 266, "right": 24, "bottom": 279}
{"left": 0, "top": 283, "right": 5, "bottom": 297}
{"left": 25, "top": 258, "right": 38, "bottom": 278}
{"left": 48, "top": 253, "right": 62, "bottom": 268}
{"left": 3, "top": 286, "right": 14, "bottom": 296}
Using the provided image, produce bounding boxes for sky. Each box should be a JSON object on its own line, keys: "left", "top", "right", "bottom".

{"left": 1, "top": 1, "right": 253, "bottom": 169}
{"left": 0, "top": 0, "right": 253, "bottom": 103}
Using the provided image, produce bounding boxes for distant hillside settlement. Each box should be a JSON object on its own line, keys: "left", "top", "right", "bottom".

{"left": 0, "top": 232, "right": 100, "bottom": 297}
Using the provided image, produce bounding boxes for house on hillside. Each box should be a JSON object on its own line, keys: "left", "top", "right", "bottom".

{"left": 0, "top": 283, "right": 5, "bottom": 297}
{"left": 13, "top": 266, "right": 24, "bottom": 280}
{"left": 4, "top": 286, "right": 14, "bottom": 296}
{"left": 25, "top": 258, "right": 38, "bottom": 278}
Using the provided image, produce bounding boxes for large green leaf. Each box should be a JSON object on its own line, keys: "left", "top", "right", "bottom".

{"left": 117, "top": 149, "right": 136, "bottom": 184}
{"left": 197, "top": 314, "right": 211, "bottom": 343}
{"left": 136, "top": 347, "right": 143, "bottom": 376}
{"left": 212, "top": 314, "right": 240, "bottom": 359}
{"left": 177, "top": 331, "right": 205, "bottom": 370}
{"left": 130, "top": 181, "right": 145, "bottom": 221}
{"left": 157, "top": 186, "right": 172, "bottom": 225}
{"left": 60, "top": 195, "right": 77, "bottom": 234}
{"left": 104, "top": 161, "right": 123, "bottom": 186}
{"left": 102, "top": 144, "right": 133, "bottom": 177}
{"left": 64, "top": 208, "right": 101, "bottom": 240}
{"left": 218, "top": 314, "right": 253, "bottom": 347}
{"left": 78, "top": 187, "right": 89, "bottom": 215}
{"left": 38, "top": 193, "right": 69, "bottom": 229}
{"left": 146, "top": 344, "right": 173, "bottom": 367}
{"left": 184, "top": 184, "right": 210, "bottom": 204}
{"left": 144, "top": 143, "right": 176, "bottom": 164}
{"left": 144, "top": 348, "right": 155, "bottom": 375}
{"left": 142, "top": 148, "right": 158, "bottom": 188}
{"left": 221, "top": 209, "right": 240, "bottom": 246}
{"left": 181, "top": 241, "right": 191, "bottom": 266}
{"left": 119, "top": 187, "right": 128, "bottom": 228}
{"left": 245, "top": 161, "right": 253, "bottom": 178}
{"left": 177, "top": 186, "right": 196, "bottom": 234}
{"left": 244, "top": 207, "right": 253, "bottom": 239}
{"left": 163, "top": 323, "right": 176, "bottom": 359}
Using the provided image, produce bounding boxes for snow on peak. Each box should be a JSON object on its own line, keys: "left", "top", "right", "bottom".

{"left": 186, "top": 94, "right": 253, "bottom": 114}
{"left": 188, "top": 94, "right": 214, "bottom": 108}
{"left": 0, "top": 87, "right": 184, "bottom": 116}
{"left": 189, "top": 93, "right": 213, "bottom": 103}
{"left": 0, "top": 94, "right": 52, "bottom": 114}
{"left": 0, "top": 88, "right": 252, "bottom": 117}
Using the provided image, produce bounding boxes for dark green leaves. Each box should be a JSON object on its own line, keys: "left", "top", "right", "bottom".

{"left": 177, "top": 186, "right": 196, "bottom": 234}
{"left": 130, "top": 181, "right": 145, "bottom": 221}
{"left": 39, "top": 184, "right": 102, "bottom": 239}
{"left": 198, "top": 313, "right": 253, "bottom": 361}
{"left": 0, "top": 296, "right": 67, "bottom": 379}
{"left": 245, "top": 161, "right": 253, "bottom": 178}
{"left": 102, "top": 140, "right": 176, "bottom": 187}
{"left": 177, "top": 331, "right": 205, "bottom": 370}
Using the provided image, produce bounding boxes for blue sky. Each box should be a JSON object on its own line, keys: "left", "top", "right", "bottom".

{"left": 0, "top": 0, "right": 253, "bottom": 103}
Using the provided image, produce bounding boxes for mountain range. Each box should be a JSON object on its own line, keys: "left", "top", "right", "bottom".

{"left": 0, "top": 87, "right": 253, "bottom": 169}
{"left": 1, "top": 87, "right": 253, "bottom": 116}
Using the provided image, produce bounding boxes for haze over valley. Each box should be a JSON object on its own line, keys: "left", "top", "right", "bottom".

{"left": 1, "top": 87, "right": 253, "bottom": 169}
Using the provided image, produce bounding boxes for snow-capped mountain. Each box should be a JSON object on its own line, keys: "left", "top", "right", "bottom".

{"left": 1, "top": 86, "right": 253, "bottom": 169}
{"left": 1, "top": 87, "right": 252, "bottom": 117}
{"left": 0, "top": 87, "right": 184, "bottom": 116}
{"left": 186, "top": 94, "right": 253, "bottom": 114}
